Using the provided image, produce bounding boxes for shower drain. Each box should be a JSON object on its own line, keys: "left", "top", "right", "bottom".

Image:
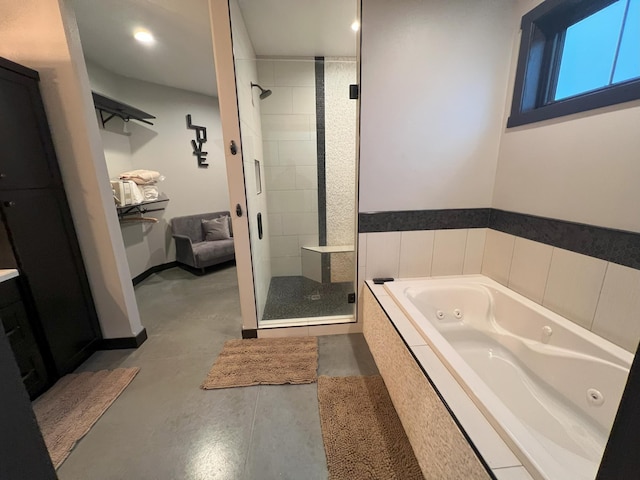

{"left": 587, "top": 388, "right": 605, "bottom": 406}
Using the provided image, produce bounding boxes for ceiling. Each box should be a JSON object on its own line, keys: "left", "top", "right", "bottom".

{"left": 237, "top": 0, "right": 358, "bottom": 57}
{"left": 70, "top": 0, "right": 358, "bottom": 98}
{"left": 69, "top": 0, "right": 218, "bottom": 96}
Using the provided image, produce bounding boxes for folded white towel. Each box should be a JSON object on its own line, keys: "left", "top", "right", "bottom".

{"left": 141, "top": 185, "right": 159, "bottom": 201}
{"left": 120, "top": 169, "right": 162, "bottom": 185}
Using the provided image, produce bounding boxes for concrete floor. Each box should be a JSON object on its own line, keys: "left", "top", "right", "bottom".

{"left": 57, "top": 263, "right": 378, "bottom": 480}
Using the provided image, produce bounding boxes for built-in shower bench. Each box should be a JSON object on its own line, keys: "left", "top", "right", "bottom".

{"left": 301, "top": 245, "right": 354, "bottom": 283}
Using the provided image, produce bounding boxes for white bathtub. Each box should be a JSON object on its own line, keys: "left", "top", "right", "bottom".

{"left": 383, "top": 275, "right": 633, "bottom": 480}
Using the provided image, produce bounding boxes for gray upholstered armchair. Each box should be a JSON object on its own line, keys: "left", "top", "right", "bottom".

{"left": 171, "top": 211, "right": 235, "bottom": 273}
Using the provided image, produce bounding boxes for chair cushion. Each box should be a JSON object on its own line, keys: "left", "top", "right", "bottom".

{"left": 171, "top": 211, "right": 231, "bottom": 243}
{"left": 202, "top": 216, "right": 231, "bottom": 241}
{"left": 192, "top": 239, "right": 235, "bottom": 264}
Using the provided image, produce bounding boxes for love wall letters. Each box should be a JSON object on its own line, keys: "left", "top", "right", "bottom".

{"left": 186, "top": 114, "right": 208, "bottom": 168}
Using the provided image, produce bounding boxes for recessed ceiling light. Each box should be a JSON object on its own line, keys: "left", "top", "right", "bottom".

{"left": 134, "top": 29, "right": 155, "bottom": 45}
{"left": 351, "top": 20, "right": 360, "bottom": 32}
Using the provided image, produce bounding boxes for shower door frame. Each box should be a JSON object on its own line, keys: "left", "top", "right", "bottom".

{"left": 209, "top": 0, "right": 258, "bottom": 333}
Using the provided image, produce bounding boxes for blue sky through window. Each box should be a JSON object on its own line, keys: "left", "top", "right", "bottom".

{"left": 555, "top": 0, "right": 626, "bottom": 100}
{"left": 613, "top": 0, "right": 640, "bottom": 82}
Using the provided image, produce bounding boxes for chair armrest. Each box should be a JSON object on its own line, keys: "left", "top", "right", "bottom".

{"left": 173, "top": 234, "right": 196, "bottom": 267}
{"left": 172, "top": 234, "right": 193, "bottom": 244}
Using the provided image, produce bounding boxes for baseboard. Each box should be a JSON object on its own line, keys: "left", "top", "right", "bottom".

{"left": 241, "top": 328, "right": 258, "bottom": 339}
{"left": 99, "top": 328, "right": 148, "bottom": 350}
{"left": 132, "top": 262, "right": 178, "bottom": 286}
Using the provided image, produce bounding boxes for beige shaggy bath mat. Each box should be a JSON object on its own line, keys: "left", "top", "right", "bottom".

{"left": 33, "top": 367, "right": 140, "bottom": 469}
{"left": 318, "top": 375, "right": 424, "bottom": 480}
{"left": 201, "top": 337, "right": 318, "bottom": 389}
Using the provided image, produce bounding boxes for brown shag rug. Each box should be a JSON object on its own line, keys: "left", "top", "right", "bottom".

{"left": 33, "top": 367, "right": 139, "bottom": 469}
{"left": 201, "top": 337, "right": 318, "bottom": 389}
{"left": 318, "top": 375, "right": 424, "bottom": 480}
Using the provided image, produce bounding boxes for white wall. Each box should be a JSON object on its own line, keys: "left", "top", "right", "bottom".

{"left": 230, "top": 0, "right": 272, "bottom": 320}
{"left": 493, "top": 0, "right": 640, "bottom": 233}
{"left": 0, "top": 0, "right": 142, "bottom": 339}
{"left": 86, "top": 62, "right": 229, "bottom": 278}
{"left": 359, "top": 0, "right": 517, "bottom": 212}
{"left": 258, "top": 58, "right": 318, "bottom": 277}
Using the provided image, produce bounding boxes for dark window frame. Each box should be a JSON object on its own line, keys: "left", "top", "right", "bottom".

{"left": 508, "top": 0, "right": 640, "bottom": 128}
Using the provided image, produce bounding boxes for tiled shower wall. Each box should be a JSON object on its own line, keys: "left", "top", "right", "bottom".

{"left": 258, "top": 58, "right": 318, "bottom": 277}
{"left": 359, "top": 228, "right": 640, "bottom": 353}
{"left": 325, "top": 57, "right": 357, "bottom": 281}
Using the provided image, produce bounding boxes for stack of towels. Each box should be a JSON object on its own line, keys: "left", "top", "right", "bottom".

{"left": 119, "top": 169, "right": 163, "bottom": 202}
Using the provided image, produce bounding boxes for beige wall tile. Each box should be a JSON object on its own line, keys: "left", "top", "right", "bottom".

{"left": 482, "top": 230, "right": 515, "bottom": 285}
{"left": 271, "top": 256, "right": 302, "bottom": 276}
{"left": 358, "top": 233, "right": 367, "bottom": 267}
{"left": 365, "top": 232, "right": 401, "bottom": 279}
{"left": 261, "top": 114, "right": 312, "bottom": 141}
{"left": 432, "top": 229, "right": 467, "bottom": 276}
{"left": 262, "top": 140, "right": 279, "bottom": 165}
{"left": 292, "top": 87, "right": 316, "bottom": 114}
{"left": 281, "top": 213, "right": 319, "bottom": 235}
{"left": 274, "top": 60, "right": 316, "bottom": 86}
{"left": 592, "top": 263, "right": 640, "bottom": 353}
{"left": 508, "top": 238, "right": 553, "bottom": 303}
{"left": 463, "top": 228, "right": 487, "bottom": 274}
{"left": 295, "top": 166, "right": 318, "bottom": 189}
{"left": 399, "top": 230, "right": 434, "bottom": 278}
{"left": 270, "top": 235, "right": 299, "bottom": 258}
{"left": 256, "top": 59, "right": 275, "bottom": 86}
{"left": 265, "top": 166, "right": 296, "bottom": 190}
{"left": 278, "top": 140, "right": 316, "bottom": 166}
{"left": 542, "top": 248, "right": 607, "bottom": 329}
{"left": 259, "top": 87, "right": 292, "bottom": 115}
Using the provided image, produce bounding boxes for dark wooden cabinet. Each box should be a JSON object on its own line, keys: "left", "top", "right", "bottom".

{"left": 0, "top": 57, "right": 101, "bottom": 391}
{"left": 0, "top": 321, "right": 56, "bottom": 479}
{"left": 0, "top": 278, "right": 49, "bottom": 398}
{"left": 0, "top": 64, "right": 59, "bottom": 190}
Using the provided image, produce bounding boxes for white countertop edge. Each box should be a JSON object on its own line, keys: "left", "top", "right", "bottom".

{"left": 0, "top": 269, "right": 19, "bottom": 283}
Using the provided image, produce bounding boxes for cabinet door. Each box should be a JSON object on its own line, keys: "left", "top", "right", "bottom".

{"left": 0, "top": 298, "right": 49, "bottom": 399}
{"left": 0, "top": 189, "right": 101, "bottom": 375}
{"left": 0, "top": 67, "right": 60, "bottom": 190}
{"left": 0, "top": 325, "right": 56, "bottom": 480}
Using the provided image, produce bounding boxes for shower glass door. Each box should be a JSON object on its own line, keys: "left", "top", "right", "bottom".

{"left": 212, "top": 0, "right": 360, "bottom": 328}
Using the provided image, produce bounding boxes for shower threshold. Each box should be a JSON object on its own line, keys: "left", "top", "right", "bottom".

{"left": 259, "top": 315, "right": 355, "bottom": 329}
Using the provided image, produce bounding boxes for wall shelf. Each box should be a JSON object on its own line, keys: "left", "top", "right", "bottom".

{"left": 116, "top": 196, "right": 169, "bottom": 218}
{"left": 92, "top": 91, "right": 156, "bottom": 127}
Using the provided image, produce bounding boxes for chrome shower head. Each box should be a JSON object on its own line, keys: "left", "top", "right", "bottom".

{"left": 251, "top": 82, "right": 272, "bottom": 100}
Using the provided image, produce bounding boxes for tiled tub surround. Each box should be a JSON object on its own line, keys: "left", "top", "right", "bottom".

{"left": 381, "top": 276, "right": 632, "bottom": 480}
{"left": 359, "top": 228, "right": 640, "bottom": 353}
{"left": 362, "top": 286, "right": 520, "bottom": 480}
{"left": 482, "top": 230, "right": 640, "bottom": 353}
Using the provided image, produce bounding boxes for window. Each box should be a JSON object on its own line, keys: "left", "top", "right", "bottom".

{"left": 508, "top": 0, "right": 640, "bottom": 127}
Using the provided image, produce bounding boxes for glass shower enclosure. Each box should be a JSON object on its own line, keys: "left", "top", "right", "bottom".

{"left": 218, "top": 0, "right": 360, "bottom": 329}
